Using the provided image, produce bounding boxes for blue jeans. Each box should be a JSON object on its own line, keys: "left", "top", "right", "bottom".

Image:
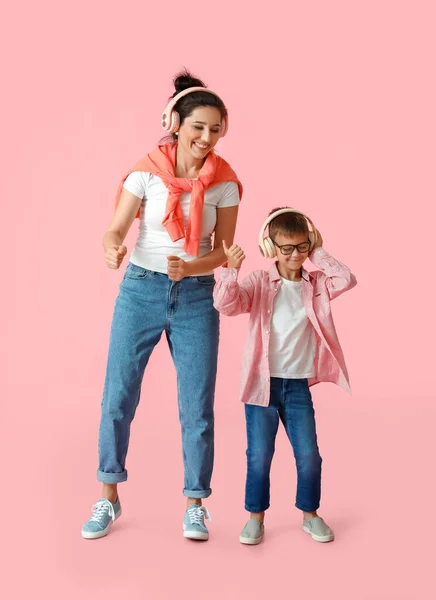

{"left": 97, "top": 263, "right": 219, "bottom": 499}
{"left": 245, "top": 378, "right": 322, "bottom": 513}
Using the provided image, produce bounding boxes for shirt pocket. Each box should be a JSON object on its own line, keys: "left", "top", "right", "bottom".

{"left": 312, "top": 290, "right": 330, "bottom": 317}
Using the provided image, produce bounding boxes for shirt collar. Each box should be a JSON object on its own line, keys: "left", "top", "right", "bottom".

{"left": 268, "top": 261, "right": 311, "bottom": 284}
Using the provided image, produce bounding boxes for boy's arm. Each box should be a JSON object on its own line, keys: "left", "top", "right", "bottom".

{"left": 310, "top": 247, "right": 357, "bottom": 300}
{"left": 213, "top": 268, "right": 256, "bottom": 315}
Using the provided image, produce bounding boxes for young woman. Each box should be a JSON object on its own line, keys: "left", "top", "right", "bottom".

{"left": 82, "top": 71, "right": 242, "bottom": 542}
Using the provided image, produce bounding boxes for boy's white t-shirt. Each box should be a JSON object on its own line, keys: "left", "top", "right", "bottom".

{"left": 123, "top": 171, "right": 240, "bottom": 275}
{"left": 269, "top": 278, "right": 317, "bottom": 378}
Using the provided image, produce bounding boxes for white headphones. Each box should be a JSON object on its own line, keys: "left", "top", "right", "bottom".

{"left": 258, "top": 208, "right": 319, "bottom": 259}
{"left": 161, "top": 86, "right": 228, "bottom": 137}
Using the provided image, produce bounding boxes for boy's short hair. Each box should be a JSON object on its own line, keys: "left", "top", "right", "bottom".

{"left": 268, "top": 207, "right": 309, "bottom": 239}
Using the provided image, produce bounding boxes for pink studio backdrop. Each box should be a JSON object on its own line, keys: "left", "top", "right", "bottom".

{"left": 2, "top": 1, "right": 435, "bottom": 599}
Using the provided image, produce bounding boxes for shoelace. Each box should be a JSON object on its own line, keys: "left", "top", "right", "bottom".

{"left": 89, "top": 499, "right": 115, "bottom": 523}
{"left": 187, "top": 505, "right": 211, "bottom": 525}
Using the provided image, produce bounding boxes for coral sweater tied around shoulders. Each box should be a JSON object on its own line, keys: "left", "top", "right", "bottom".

{"left": 115, "top": 142, "right": 243, "bottom": 257}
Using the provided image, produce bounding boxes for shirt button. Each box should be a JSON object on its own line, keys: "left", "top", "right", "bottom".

{"left": 266, "top": 377, "right": 270, "bottom": 381}
{"left": 267, "top": 309, "right": 271, "bottom": 314}
{"left": 264, "top": 352, "right": 268, "bottom": 357}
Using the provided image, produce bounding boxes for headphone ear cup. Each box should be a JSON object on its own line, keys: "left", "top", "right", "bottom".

{"left": 168, "top": 111, "right": 180, "bottom": 134}
{"left": 220, "top": 116, "right": 228, "bottom": 137}
{"left": 309, "top": 229, "right": 318, "bottom": 248}
{"left": 263, "top": 237, "right": 276, "bottom": 259}
{"left": 259, "top": 238, "right": 269, "bottom": 257}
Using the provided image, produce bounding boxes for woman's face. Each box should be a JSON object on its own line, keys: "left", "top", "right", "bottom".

{"left": 177, "top": 106, "right": 223, "bottom": 160}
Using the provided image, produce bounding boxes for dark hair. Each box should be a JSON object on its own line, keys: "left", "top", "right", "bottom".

{"left": 268, "top": 207, "right": 309, "bottom": 239}
{"left": 164, "top": 69, "right": 227, "bottom": 142}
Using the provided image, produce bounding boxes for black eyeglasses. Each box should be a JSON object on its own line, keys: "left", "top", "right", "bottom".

{"left": 272, "top": 239, "right": 311, "bottom": 255}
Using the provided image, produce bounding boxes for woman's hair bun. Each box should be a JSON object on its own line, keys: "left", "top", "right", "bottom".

{"left": 173, "top": 69, "right": 206, "bottom": 95}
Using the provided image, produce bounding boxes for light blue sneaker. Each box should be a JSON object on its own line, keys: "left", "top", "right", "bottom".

{"left": 81, "top": 498, "right": 122, "bottom": 539}
{"left": 183, "top": 505, "right": 211, "bottom": 540}
{"left": 239, "top": 518, "right": 264, "bottom": 545}
{"left": 302, "top": 516, "right": 334, "bottom": 543}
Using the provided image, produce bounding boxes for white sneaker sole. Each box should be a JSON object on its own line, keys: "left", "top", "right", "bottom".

{"left": 82, "top": 508, "right": 122, "bottom": 540}
{"left": 302, "top": 524, "right": 334, "bottom": 543}
{"left": 183, "top": 525, "right": 209, "bottom": 541}
{"left": 239, "top": 534, "right": 263, "bottom": 545}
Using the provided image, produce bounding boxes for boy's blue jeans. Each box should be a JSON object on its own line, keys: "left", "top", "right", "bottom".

{"left": 245, "top": 377, "right": 322, "bottom": 513}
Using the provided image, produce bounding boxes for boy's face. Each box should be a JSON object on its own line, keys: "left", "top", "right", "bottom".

{"left": 272, "top": 231, "right": 311, "bottom": 272}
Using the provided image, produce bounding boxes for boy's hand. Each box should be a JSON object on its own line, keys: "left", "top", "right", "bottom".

{"left": 223, "top": 240, "right": 246, "bottom": 269}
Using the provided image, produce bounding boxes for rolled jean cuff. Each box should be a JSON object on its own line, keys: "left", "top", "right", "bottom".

{"left": 183, "top": 488, "right": 212, "bottom": 499}
{"left": 245, "top": 503, "right": 270, "bottom": 513}
{"left": 295, "top": 502, "right": 320, "bottom": 512}
{"left": 97, "top": 469, "right": 128, "bottom": 484}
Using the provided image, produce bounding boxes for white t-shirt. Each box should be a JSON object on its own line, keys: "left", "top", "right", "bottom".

{"left": 269, "top": 278, "right": 317, "bottom": 378}
{"left": 123, "top": 171, "right": 240, "bottom": 275}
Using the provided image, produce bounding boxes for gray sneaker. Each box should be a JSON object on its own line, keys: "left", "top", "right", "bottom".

{"left": 302, "top": 516, "right": 334, "bottom": 542}
{"left": 183, "top": 505, "right": 211, "bottom": 541}
{"left": 239, "top": 518, "right": 264, "bottom": 545}
{"left": 82, "top": 498, "right": 122, "bottom": 539}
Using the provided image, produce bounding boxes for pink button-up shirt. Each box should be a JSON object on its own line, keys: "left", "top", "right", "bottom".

{"left": 213, "top": 247, "right": 357, "bottom": 406}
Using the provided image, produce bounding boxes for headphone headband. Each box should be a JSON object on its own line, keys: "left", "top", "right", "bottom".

{"left": 161, "top": 86, "right": 228, "bottom": 136}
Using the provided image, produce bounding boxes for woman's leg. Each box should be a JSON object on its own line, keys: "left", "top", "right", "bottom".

{"left": 98, "top": 268, "right": 166, "bottom": 487}
{"left": 165, "top": 276, "right": 219, "bottom": 504}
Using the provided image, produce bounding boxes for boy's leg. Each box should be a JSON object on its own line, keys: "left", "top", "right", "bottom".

{"left": 244, "top": 379, "right": 281, "bottom": 515}
{"left": 240, "top": 380, "right": 281, "bottom": 545}
{"left": 279, "top": 379, "right": 322, "bottom": 514}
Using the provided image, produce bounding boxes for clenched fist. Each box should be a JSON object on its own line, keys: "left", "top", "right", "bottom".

{"left": 223, "top": 240, "right": 246, "bottom": 269}
{"left": 105, "top": 245, "right": 127, "bottom": 269}
{"left": 167, "top": 256, "right": 190, "bottom": 281}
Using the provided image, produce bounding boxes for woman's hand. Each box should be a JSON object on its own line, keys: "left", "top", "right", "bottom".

{"left": 223, "top": 240, "right": 246, "bottom": 269}
{"left": 105, "top": 245, "right": 128, "bottom": 269}
{"left": 167, "top": 256, "right": 191, "bottom": 281}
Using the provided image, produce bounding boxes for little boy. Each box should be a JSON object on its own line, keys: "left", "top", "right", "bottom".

{"left": 213, "top": 207, "right": 357, "bottom": 545}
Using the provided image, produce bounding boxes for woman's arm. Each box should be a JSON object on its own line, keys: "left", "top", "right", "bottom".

{"left": 103, "top": 189, "right": 141, "bottom": 269}
{"left": 167, "top": 205, "right": 239, "bottom": 280}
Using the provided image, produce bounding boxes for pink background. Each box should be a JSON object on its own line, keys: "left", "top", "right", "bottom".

{"left": 2, "top": 1, "right": 435, "bottom": 598}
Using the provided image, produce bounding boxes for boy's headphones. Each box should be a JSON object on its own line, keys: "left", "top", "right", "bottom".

{"left": 161, "top": 87, "right": 228, "bottom": 137}
{"left": 258, "top": 208, "right": 319, "bottom": 259}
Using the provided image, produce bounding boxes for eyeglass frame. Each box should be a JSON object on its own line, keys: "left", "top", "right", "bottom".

{"left": 271, "top": 239, "right": 312, "bottom": 255}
